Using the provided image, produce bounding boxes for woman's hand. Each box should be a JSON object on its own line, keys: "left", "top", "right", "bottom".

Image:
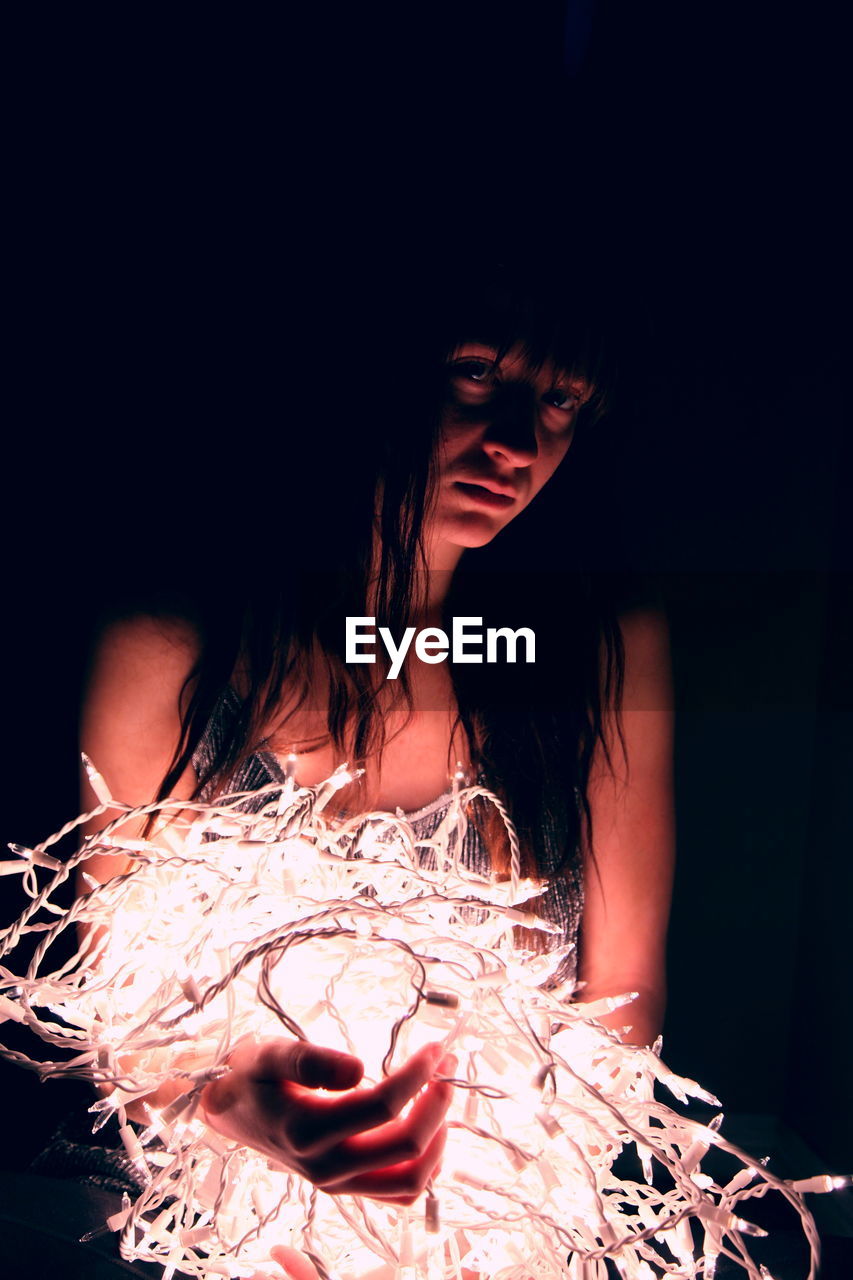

{"left": 251, "top": 1245, "right": 321, "bottom": 1280}
{"left": 201, "top": 1038, "right": 456, "bottom": 1205}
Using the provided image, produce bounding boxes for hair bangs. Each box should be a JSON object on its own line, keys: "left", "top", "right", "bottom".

{"left": 437, "top": 261, "right": 614, "bottom": 423}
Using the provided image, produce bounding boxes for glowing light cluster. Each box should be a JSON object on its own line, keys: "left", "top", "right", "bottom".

{"left": 0, "top": 762, "right": 848, "bottom": 1280}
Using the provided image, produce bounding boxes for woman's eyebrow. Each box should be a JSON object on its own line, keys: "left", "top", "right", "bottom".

{"left": 450, "top": 341, "right": 501, "bottom": 357}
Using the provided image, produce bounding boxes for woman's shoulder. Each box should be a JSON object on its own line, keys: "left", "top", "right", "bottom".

{"left": 85, "top": 613, "right": 202, "bottom": 708}
{"left": 91, "top": 610, "right": 201, "bottom": 660}
{"left": 81, "top": 613, "right": 203, "bottom": 808}
{"left": 616, "top": 606, "right": 672, "bottom": 702}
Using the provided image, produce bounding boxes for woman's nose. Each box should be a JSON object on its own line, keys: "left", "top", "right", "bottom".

{"left": 481, "top": 385, "right": 539, "bottom": 466}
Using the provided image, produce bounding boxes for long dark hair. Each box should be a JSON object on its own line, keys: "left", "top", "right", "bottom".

{"left": 155, "top": 258, "right": 627, "bottom": 881}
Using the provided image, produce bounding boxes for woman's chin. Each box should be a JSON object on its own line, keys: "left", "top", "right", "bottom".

{"left": 438, "top": 512, "right": 509, "bottom": 550}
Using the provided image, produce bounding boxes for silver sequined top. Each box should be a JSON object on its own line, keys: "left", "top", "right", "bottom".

{"left": 193, "top": 686, "right": 583, "bottom": 989}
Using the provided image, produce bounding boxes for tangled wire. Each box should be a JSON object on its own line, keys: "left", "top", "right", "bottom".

{"left": 1, "top": 760, "right": 847, "bottom": 1279}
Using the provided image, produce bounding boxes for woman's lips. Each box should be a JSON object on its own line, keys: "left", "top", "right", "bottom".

{"left": 454, "top": 481, "right": 515, "bottom": 508}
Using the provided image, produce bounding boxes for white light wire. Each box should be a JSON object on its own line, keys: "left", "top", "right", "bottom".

{"left": 1, "top": 766, "right": 849, "bottom": 1280}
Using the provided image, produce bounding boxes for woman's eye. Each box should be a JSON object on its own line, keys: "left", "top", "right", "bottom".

{"left": 543, "top": 388, "right": 582, "bottom": 412}
{"left": 451, "top": 358, "right": 496, "bottom": 384}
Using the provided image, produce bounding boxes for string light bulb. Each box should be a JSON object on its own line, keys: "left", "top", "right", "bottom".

{"left": 1, "top": 765, "right": 847, "bottom": 1279}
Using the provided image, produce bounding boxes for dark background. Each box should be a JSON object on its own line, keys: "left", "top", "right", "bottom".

{"left": 3, "top": 0, "right": 850, "bottom": 1246}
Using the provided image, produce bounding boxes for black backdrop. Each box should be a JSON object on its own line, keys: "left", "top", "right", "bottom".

{"left": 3, "top": 0, "right": 850, "bottom": 1206}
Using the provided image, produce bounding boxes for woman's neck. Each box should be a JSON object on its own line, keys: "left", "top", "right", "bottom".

{"left": 366, "top": 534, "right": 464, "bottom": 619}
{"left": 419, "top": 538, "right": 465, "bottom": 614}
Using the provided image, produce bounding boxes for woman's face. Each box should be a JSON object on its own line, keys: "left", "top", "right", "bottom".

{"left": 427, "top": 342, "right": 588, "bottom": 555}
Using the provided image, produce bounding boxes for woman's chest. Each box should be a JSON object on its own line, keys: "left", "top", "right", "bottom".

{"left": 264, "top": 665, "right": 471, "bottom": 814}
{"left": 273, "top": 708, "right": 469, "bottom": 813}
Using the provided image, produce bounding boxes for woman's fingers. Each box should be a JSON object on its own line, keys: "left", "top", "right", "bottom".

{"left": 285, "top": 1042, "right": 448, "bottom": 1155}
{"left": 268, "top": 1246, "right": 321, "bottom": 1280}
{"left": 324, "top": 1121, "right": 449, "bottom": 1203}
{"left": 201, "top": 1037, "right": 455, "bottom": 1201}
{"left": 202, "top": 1038, "right": 363, "bottom": 1119}
{"left": 312, "top": 1054, "right": 457, "bottom": 1187}
{"left": 253, "top": 1039, "right": 365, "bottom": 1091}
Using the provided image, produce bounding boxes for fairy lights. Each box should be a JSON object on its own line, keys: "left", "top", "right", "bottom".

{"left": 0, "top": 765, "right": 848, "bottom": 1279}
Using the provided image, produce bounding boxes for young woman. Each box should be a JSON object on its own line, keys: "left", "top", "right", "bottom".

{"left": 67, "top": 260, "right": 674, "bottom": 1274}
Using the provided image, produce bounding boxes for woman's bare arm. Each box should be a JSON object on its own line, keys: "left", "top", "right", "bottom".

{"left": 77, "top": 614, "right": 455, "bottom": 1201}
{"left": 78, "top": 613, "right": 200, "bottom": 873}
{"left": 77, "top": 615, "right": 204, "bottom": 1110}
{"left": 577, "top": 608, "right": 676, "bottom": 1048}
